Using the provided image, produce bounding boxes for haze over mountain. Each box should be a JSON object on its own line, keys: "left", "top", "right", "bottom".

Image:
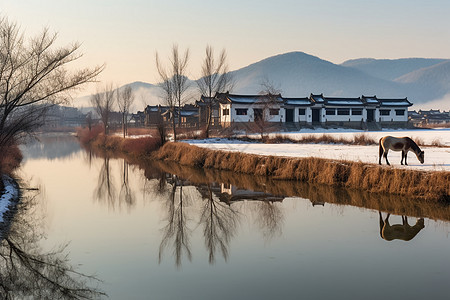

{"left": 74, "top": 51, "right": 450, "bottom": 110}
{"left": 341, "top": 58, "right": 449, "bottom": 81}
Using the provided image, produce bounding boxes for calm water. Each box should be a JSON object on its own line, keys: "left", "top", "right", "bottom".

{"left": 9, "top": 134, "right": 450, "bottom": 299}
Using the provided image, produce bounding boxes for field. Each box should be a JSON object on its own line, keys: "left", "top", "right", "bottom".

{"left": 186, "top": 128, "right": 450, "bottom": 171}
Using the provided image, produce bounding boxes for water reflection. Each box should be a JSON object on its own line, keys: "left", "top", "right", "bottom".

{"left": 94, "top": 156, "right": 117, "bottom": 208}
{"left": 379, "top": 212, "right": 425, "bottom": 241}
{"left": 197, "top": 183, "right": 239, "bottom": 264}
{"left": 158, "top": 175, "right": 193, "bottom": 268}
{"left": 0, "top": 188, "right": 105, "bottom": 299}
{"left": 85, "top": 147, "right": 450, "bottom": 267}
{"left": 20, "top": 134, "right": 82, "bottom": 161}
{"left": 119, "top": 160, "right": 135, "bottom": 209}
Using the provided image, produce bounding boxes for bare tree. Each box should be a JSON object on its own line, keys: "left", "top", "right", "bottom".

{"left": 254, "top": 78, "right": 283, "bottom": 140}
{"left": 155, "top": 66, "right": 176, "bottom": 141}
{"left": 90, "top": 84, "right": 115, "bottom": 136}
{"left": 197, "top": 45, "right": 233, "bottom": 138}
{"left": 117, "top": 85, "right": 134, "bottom": 138}
{"left": 156, "top": 44, "right": 190, "bottom": 141}
{"left": 0, "top": 17, "right": 103, "bottom": 152}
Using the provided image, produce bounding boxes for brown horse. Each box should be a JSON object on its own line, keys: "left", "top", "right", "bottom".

{"left": 379, "top": 212, "right": 425, "bottom": 241}
{"left": 378, "top": 136, "right": 424, "bottom": 166}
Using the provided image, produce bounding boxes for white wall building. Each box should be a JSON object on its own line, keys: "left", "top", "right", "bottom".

{"left": 217, "top": 92, "right": 412, "bottom": 128}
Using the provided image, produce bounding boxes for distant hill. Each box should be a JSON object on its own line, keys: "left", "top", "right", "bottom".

{"left": 230, "top": 52, "right": 405, "bottom": 98}
{"left": 341, "top": 58, "right": 448, "bottom": 81}
{"left": 395, "top": 61, "right": 450, "bottom": 98}
{"left": 74, "top": 52, "right": 450, "bottom": 109}
{"left": 73, "top": 81, "right": 163, "bottom": 112}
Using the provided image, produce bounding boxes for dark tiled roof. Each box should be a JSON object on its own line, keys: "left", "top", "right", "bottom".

{"left": 282, "top": 97, "right": 311, "bottom": 106}
{"left": 215, "top": 92, "right": 413, "bottom": 108}
{"left": 378, "top": 98, "right": 412, "bottom": 107}
{"left": 216, "top": 93, "right": 283, "bottom": 104}
{"left": 324, "top": 97, "right": 364, "bottom": 106}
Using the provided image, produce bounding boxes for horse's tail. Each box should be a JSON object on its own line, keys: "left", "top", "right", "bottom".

{"left": 378, "top": 137, "right": 384, "bottom": 163}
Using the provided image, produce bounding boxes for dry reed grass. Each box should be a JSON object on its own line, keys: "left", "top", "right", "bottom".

{"left": 243, "top": 133, "right": 377, "bottom": 146}
{"left": 154, "top": 142, "right": 450, "bottom": 202}
{"left": 0, "top": 142, "right": 23, "bottom": 177}
{"left": 77, "top": 126, "right": 161, "bottom": 158}
{"left": 76, "top": 125, "right": 104, "bottom": 144}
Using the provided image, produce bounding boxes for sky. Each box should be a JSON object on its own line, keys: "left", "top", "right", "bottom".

{"left": 2, "top": 0, "right": 450, "bottom": 97}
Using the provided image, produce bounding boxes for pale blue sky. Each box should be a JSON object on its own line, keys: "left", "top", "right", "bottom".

{"left": 2, "top": 0, "right": 450, "bottom": 95}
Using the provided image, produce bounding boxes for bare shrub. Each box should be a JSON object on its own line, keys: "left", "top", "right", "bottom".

{"left": 127, "top": 128, "right": 155, "bottom": 136}
{"left": 122, "top": 137, "right": 161, "bottom": 156}
{"left": 0, "top": 142, "right": 23, "bottom": 175}
{"left": 412, "top": 136, "right": 425, "bottom": 146}
{"left": 76, "top": 124, "right": 104, "bottom": 144}
{"left": 430, "top": 138, "right": 444, "bottom": 147}
{"left": 353, "top": 133, "right": 376, "bottom": 145}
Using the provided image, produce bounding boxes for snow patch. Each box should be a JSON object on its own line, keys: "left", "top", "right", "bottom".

{"left": 0, "top": 175, "right": 19, "bottom": 223}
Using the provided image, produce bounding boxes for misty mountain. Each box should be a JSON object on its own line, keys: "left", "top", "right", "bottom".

{"left": 230, "top": 52, "right": 407, "bottom": 99}
{"left": 341, "top": 58, "right": 448, "bottom": 81}
{"left": 74, "top": 52, "right": 450, "bottom": 109}
{"left": 395, "top": 61, "right": 450, "bottom": 93}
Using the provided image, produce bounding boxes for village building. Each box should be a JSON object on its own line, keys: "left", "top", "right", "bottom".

{"left": 144, "top": 104, "right": 199, "bottom": 128}
{"left": 143, "top": 92, "right": 413, "bottom": 130}
{"left": 408, "top": 109, "right": 450, "bottom": 126}
{"left": 217, "top": 92, "right": 412, "bottom": 129}
{"left": 195, "top": 95, "right": 221, "bottom": 128}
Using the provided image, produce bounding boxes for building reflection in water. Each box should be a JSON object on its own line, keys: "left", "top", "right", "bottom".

{"left": 0, "top": 188, "right": 105, "bottom": 299}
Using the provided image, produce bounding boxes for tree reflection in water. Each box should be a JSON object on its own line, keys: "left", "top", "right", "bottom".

{"left": 93, "top": 156, "right": 116, "bottom": 208}
{"left": 93, "top": 155, "right": 136, "bottom": 211}
{"left": 197, "top": 184, "right": 239, "bottom": 264}
{"left": 158, "top": 175, "right": 193, "bottom": 268}
{"left": 254, "top": 201, "right": 284, "bottom": 241}
{"left": 0, "top": 189, "right": 105, "bottom": 299}
{"left": 119, "top": 160, "right": 135, "bottom": 210}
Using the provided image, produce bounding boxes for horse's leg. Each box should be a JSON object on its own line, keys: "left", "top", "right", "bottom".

{"left": 385, "top": 213, "right": 391, "bottom": 225}
{"left": 404, "top": 151, "right": 408, "bottom": 165}
{"left": 384, "top": 150, "right": 390, "bottom": 165}
{"left": 379, "top": 211, "right": 384, "bottom": 238}
{"left": 401, "top": 151, "right": 405, "bottom": 165}
{"left": 379, "top": 142, "right": 384, "bottom": 165}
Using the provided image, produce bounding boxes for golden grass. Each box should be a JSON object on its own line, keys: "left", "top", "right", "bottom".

{"left": 154, "top": 142, "right": 450, "bottom": 202}
{"left": 243, "top": 133, "right": 377, "bottom": 146}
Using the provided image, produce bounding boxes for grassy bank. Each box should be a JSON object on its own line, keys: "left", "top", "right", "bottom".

{"left": 154, "top": 142, "right": 450, "bottom": 202}
{"left": 76, "top": 125, "right": 161, "bottom": 158}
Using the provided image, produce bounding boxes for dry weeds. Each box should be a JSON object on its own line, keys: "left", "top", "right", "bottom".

{"left": 155, "top": 142, "right": 450, "bottom": 202}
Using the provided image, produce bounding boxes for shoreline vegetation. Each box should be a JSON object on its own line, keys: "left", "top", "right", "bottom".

{"left": 149, "top": 160, "right": 450, "bottom": 222}
{"left": 75, "top": 126, "right": 450, "bottom": 203}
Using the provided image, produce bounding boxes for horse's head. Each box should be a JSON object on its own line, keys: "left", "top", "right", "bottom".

{"left": 417, "top": 151, "right": 425, "bottom": 164}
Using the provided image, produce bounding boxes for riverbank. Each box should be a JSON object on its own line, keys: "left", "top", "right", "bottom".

{"left": 76, "top": 127, "right": 450, "bottom": 202}
{"left": 0, "top": 175, "right": 20, "bottom": 239}
{"left": 154, "top": 142, "right": 450, "bottom": 202}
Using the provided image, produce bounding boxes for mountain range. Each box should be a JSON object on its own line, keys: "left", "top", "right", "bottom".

{"left": 75, "top": 51, "right": 450, "bottom": 110}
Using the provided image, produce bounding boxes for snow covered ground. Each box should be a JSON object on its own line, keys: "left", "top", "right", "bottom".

{"left": 0, "top": 175, "right": 19, "bottom": 224}
{"left": 186, "top": 128, "right": 450, "bottom": 172}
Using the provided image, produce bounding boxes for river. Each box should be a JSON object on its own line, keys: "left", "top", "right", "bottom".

{"left": 8, "top": 133, "right": 450, "bottom": 299}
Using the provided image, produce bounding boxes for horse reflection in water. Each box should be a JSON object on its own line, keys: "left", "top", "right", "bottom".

{"left": 379, "top": 212, "right": 425, "bottom": 241}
